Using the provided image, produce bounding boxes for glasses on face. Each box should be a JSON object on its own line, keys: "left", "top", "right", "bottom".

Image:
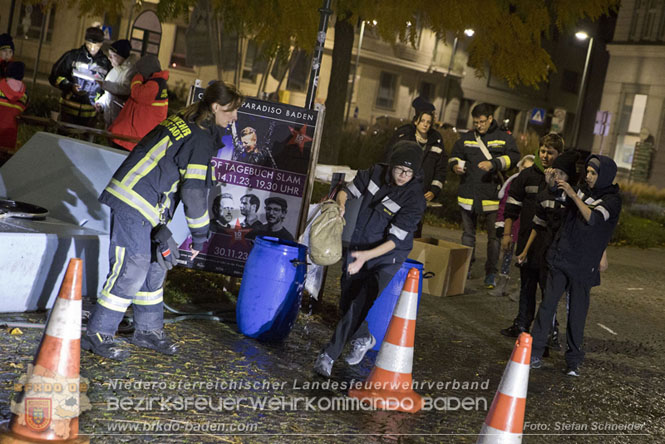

{"left": 473, "top": 118, "right": 489, "bottom": 127}
{"left": 394, "top": 166, "right": 414, "bottom": 177}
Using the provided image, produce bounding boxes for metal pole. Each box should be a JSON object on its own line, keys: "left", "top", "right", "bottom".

{"left": 7, "top": 0, "right": 17, "bottom": 34}
{"left": 304, "top": 0, "right": 332, "bottom": 110}
{"left": 438, "top": 36, "right": 458, "bottom": 123}
{"left": 31, "top": 6, "right": 51, "bottom": 90}
{"left": 344, "top": 20, "right": 365, "bottom": 123}
{"left": 571, "top": 37, "right": 594, "bottom": 148}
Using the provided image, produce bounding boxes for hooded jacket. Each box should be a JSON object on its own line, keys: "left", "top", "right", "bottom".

{"left": 49, "top": 45, "right": 111, "bottom": 118}
{"left": 96, "top": 53, "right": 139, "bottom": 128}
{"left": 387, "top": 124, "right": 448, "bottom": 198}
{"left": 99, "top": 113, "right": 222, "bottom": 250}
{"left": 449, "top": 120, "right": 520, "bottom": 212}
{"left": 109, "top": 70, "right": 169, "bottom": 151}
{"left": 345, "top": 164, "right": 426, "bottom": 270}
{"left": 0, "top": 78, "right": 28, "bottom": 150}
{"left": 547, "top": 155, "right": 621, "bottom": 284}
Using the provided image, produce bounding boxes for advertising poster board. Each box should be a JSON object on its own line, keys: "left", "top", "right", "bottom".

{"left": 178, "top": 97, "right": 321, "bottom": 276}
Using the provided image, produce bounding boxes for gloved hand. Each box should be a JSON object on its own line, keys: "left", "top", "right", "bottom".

{"left": 152, "top": 225, "right": 180, "bottom": 271}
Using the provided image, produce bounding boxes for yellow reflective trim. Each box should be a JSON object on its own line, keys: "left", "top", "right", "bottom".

{"left": 132, "top": 296, "right": 163, "bottom": 306}
{"left": 463, "top": 141, "right": 479, "bottom": 146}
{"left": 500, "top": 155, "right": 511, "bottom": 169}
{"left": 56, "top": 76, "right": 67, "bottom": 86}
{"left": 487, "top": 140, "right": 506, "bottom": 145}
{"left": 184, "top": 164, "right": 207, "bottom": 180}
{"left": 458, "top": 197, "right": 473, "bottom": 205}
{"left": 0, "top": 101, "right": 26, "bottom": 111}
{"left": 482, "top": 200, "right": 500, "bottom": 206}
{"left": 187, "top": 210, "right": 210, "bottom": 229}
{"left": 449, "top": 157, "right": 462, "bottom": 163}
{"left": 99, "top": 291, "right": 132, "bottom": 312}
{"left": 106, "top": 179, "right": 160, "bottom": 226}
{"left": 102, "top": 246, "right": 125, "bottom": 296}
{"left": 121, "top": 135, "right": 171, "bottom": 189}
{"left": 131, "top": 80, "right": 142, "bottom": 87}
{"left": 161, "top": 180, "right": 180, "bottom": 218}
{"left": 151, "top": 102, "right": 168, "bottom": 106}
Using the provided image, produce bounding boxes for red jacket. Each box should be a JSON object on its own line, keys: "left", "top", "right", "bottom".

{"left": 0, "top": 78, "right": 28, "bottom": 151}
{"left": 109, "top": 70, "right": 169, "bottom": 151}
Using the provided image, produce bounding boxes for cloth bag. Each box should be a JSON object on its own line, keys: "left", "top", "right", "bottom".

{"left": 309, "top": 199, "right": 344, "bottom": 266}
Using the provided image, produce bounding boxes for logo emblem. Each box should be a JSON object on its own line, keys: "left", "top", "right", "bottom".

{"left": 25, "top": 398, "right": 51, "bottom": 431}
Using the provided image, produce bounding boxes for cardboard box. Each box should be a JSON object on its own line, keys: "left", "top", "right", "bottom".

{"left": 408, "top": 238, "right": 472, "bottom": 296}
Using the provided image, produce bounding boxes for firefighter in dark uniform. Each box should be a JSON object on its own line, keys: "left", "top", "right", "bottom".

{"left": 449, "top": 103, "right": 520, "bottom": 288}
{"left": 314, "top": 141, "right": 427, "bottom": 378}
{"left": 530, "top": 155, "right": 622, "bottom": 376}
{"left": 49, "top": 27, "right": 111, "bottom": 127}
{"left": 82, "top": 81, "right": 243, "bottom": 360}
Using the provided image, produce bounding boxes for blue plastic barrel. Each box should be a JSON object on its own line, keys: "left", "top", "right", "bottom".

{"left": 236, "top": 236, "right": 308, "bottom": 341}
{"left": 366, "top": 259, "right": 424, "bottom": 351}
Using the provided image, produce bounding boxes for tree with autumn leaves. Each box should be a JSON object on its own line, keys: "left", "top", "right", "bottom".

{"left": 26, "top": 0, "right": 618, "bottom": 161}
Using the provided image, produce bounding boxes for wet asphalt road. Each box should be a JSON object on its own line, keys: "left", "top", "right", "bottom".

{"left": 1, "top": 225, "right": 664, "bottom": 443}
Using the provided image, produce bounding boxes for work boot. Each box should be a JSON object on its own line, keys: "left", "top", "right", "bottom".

{"left": 548, "top": 327, "right": 562, "bottom": 351}
{"left": 81, "top": 331, "right": 130, "bottom": 361}
{"left": 484, "top": 273, "right": 496, "bottom": 289}
{"left": 530, "top": 356, "right": 543, "bottom": 369}
{"left": 313, "top": 352, "right": 334, "bottom": 378}
{"left": 490, "top": 274, "right": 510, "bottom": 296}
{"left": 500, "top": 322, "right": 527, "bottom": 338}
{"left": 130, "top": 328, "right": 178, "bottom": 355}
{"left": 345, "top": 334, "right": 376, "bottom": 365}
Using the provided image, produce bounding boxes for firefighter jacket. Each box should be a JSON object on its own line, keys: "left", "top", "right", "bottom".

{"left": 547, "top": 155, "right": 621, "bottom": 284}
{"left": 49, "top": 45, "right": 111, "bottom": 118}
{"left": 344, "top": 164, "right": 426, "bottom": 270}
{"left": 0, "top": 78, "right": 28, "bottom": 150}
{"left": 449, "top": 121, "right": 520, "bottom": 212}
{"left": 109, "top": 71, "right": 169, "bottom": 151}
{"left": 387, "top": 124, "right": 448, "bottom": 198}
{"left": 503, "top": 165, "right": 547, "bottom": 256}
{"left": 99, "top": 114, "right": 221, "bottom": 251}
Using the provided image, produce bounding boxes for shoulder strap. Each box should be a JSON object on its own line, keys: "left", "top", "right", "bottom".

{"left": 474, "top": 133, "right": 493, "bottom": 161}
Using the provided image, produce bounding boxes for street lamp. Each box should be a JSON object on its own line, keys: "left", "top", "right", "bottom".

{"left": 438, "top": 29, "right": 474, "bottom": 123}
{"left": 570, "top": 31, "right": 594, "bottom": 148}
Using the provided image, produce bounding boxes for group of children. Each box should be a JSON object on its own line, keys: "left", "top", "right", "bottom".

{"left": 495, "top": 133, "right": 620, "bottom": 375}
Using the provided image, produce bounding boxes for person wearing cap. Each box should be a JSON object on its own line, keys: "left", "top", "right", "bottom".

{"left": 210, "top": 192, "right": 236, "bottom": 232}
{"left": 96, "top": 39, "right": 138, "bottom": 128}
{"left": 82, "top": 81, "right": 243, "bottom": 361}
{"left": 385, "top": 96, "right": 448, "bottom": 234}
{"left": 0, "top": 33, "right": 15, "bottom": 78}
{"left": 314, "top": 140, "right": 427, "bottom": 378}
{"left": 530, "top": 154, "right": 622, "bottom": 376}
{"left": 449, "top": 103, "right": 520, "bottom": 288}
{"left": 108, "top": 54, "right": 169, "bottom": 151}
{"left": 255, "top": 196, "right": 294, "bottom": 241}
{"left": 0, "top": 61, "right": 28, "bottom": 163}
{"left": 49, "top": 26, "right": 111, "bottom": 127}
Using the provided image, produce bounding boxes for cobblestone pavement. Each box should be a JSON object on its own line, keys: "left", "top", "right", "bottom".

{"left": 1, "top": 225, "right": 664, "bottom": 443}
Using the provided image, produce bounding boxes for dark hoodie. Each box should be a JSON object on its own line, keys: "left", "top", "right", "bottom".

{"left": 547, "top": 154, "right": 621, "bottom": 284}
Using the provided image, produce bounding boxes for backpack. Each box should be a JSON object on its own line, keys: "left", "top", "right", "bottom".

{"left": 308, "top": 199, "right": 344, "bottom": 266}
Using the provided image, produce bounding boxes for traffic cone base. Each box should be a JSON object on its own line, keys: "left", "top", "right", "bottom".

{"left": 349, "top": 268, "right": 423, "bottom": 413}
{"left": 0, "top": 259, "right": 89, "bottom": 444}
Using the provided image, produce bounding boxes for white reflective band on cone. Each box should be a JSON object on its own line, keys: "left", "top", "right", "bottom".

{"left": 376, "top": 342, "right": 413, "bottom": 374}
{"left": 45, "top": 299, "right": 82, "bottom": 340}
{"left": 476, "top": 424, "right": 522, "bottom": 444}
{"left": 497, "top": 361, "right": 529, "bottom": 399}
{"left": 394, "top": 291, "right": 418, "bottom": 320}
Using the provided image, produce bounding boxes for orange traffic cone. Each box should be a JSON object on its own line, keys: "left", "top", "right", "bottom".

{"left": 476, "top": 332, "right": 532, "bottom": 443}
{"left": 0, "top": 258, "right": 89, "bottom": 444}
{"left": 349, "top": 268, "right": 422, "bottom": 413}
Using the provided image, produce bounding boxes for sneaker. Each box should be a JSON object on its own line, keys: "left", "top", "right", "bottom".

{"left": 530, "top": 357, "right": 543, "bottom": 369}
{"left": 130, "top": 329, "right": 178, "bottom": 355}
{"left": 490, "top": 274, "right": 509, "bottom": 296}
{"left": 500, "top": 323, "right": 527, "bottom": 338}
{"left": 565, "top": 365, "right": 580, "bottom": 377}
{"left": 548, "top": 327, "right": 562, "bottom": 351}
{"left": 345, "top": 334, "right": 376, "bottom": 365}
{"left": 484, "top": 274, "right": 496, "bottom": 289}
{"left": 313, "top": 352, "right": 334, "bottom": 378}
{"left": 81, "top": 331, "right": 130, "bottom": 361}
